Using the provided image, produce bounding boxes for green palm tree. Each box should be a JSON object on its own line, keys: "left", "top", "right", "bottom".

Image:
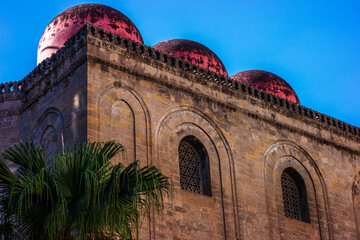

{"left": 0, "top": 141, "right": 170, "bottom": 240}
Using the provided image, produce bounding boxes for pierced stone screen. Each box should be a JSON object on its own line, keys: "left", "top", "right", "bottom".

{"left": 281, "top": 171, "right": 302, "bottom": 220}
{"left": 281, "top": 167, "right": 310, "bottom": 223}
{"left": 178, "top": 141, "right": 201, "bottom": 193}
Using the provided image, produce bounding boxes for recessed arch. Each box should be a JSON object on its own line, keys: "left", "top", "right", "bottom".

{"left": 263, "top": 140, "right": 332, "bottom": 240}
{"left": 32, "top": 107, "right": 65, "bottom": 161}
{"left": 96, "top": 82, "right": 151, "bottom": 165}
{"left": 154, "top": 106, "right": 239, "bottom": 239}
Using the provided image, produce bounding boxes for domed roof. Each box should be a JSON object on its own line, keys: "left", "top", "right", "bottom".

{"left": 153, "top": 39, "right": 228, "bottom": 76}
{"left": 37, "top": 4, "right": 144, "bottom": 64}
{"left": 231, "top": 70, "right": 300, "bottom": 104}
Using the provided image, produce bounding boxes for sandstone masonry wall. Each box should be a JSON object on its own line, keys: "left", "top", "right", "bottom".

{"left": 0, "top": 28, "right": 89, "bottom": 157}
{"left": 19, "top": 44, "right": 88, "bottom": 156}
{"left": 0, "top": 82, "right": 22, "bottom": 154}
{"left": 0, "top": 24, "right": 359, "bottom": 240}
{"left": 84, "top": 25, "right": 360, "bottom": 239}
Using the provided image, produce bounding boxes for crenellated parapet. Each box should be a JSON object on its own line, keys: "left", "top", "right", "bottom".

{"left": 1, "top": 23, "right": 359, "bottom": 141}
{"left": 0, "top": 81, "right": 23, "bottom": 101}
{"left": 2, "top": 5, "right": 356, "bottom": 238}
{"left": 0, "top": 25, "right": 88, "bottom": 124}
{"left": 0, "top": 81, "right": 23, "bottom": 153}
{"left": 22, "top": 28, "right": 88, "bottom": 98}
{"left": 81, "top": 24, "right": 360, "bottom": 140}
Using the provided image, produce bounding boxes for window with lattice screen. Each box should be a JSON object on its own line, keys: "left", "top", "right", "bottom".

{"left": 178, "top": 136, "right": 211, "bottom": 196}
{"left": 281, "top": 167, "right": 310, "bottom": 223}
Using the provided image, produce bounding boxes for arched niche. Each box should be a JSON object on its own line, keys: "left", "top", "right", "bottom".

{"left": 263, "top": 141, "right": 332, "bottom": 240}
{"left": 154, "top": 106, "right": 239, "bottom": 239}
{"left": 33, "top": 108, "right": 65, "bottom": 163}
{"left": 97, "top": 84, "right": 151, "bottom": 166}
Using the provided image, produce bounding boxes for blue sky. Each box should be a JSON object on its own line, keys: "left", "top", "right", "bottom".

{"left": 1, "top": 0, "right": 359, "bottom": 126}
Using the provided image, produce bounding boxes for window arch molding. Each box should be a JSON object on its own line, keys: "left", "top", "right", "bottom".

{"left": 154, "top": 106, "right": 239, "bottom": 239}
{"left": 263, "top": 141, "right": 332, "bottom": 240}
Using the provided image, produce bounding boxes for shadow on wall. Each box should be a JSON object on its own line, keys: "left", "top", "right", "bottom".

{"left": 32, "top": 108, "right": 65, "bottom": 164}
{"left": 263, "top": 141, "right": 332, "bottom": 239}
{"left": 352, "top": 171, "right": 360, "bottom": 239}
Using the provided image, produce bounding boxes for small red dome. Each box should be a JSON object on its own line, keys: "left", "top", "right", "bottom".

{"left": 153, "top": 39, "right": 228, "bottom": 76}
{"left": 37, "top": 4, "right": 144, "bottom": 64}
{"left": 231, "top": 70, "right": 300, "bottom": 104}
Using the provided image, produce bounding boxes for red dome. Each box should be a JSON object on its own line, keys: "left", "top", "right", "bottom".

{"left": 153, "top": 39, "right": 228, "bottom": 76}
{"left": 37, "top": 4, "right": 143, "bottom": 64}
{"left": 231, "top": 70, "right": 300, "bottom": 104}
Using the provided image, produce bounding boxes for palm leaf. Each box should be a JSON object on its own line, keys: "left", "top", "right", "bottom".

{"left": 0, "top": 141, "right": 171, "bottom": 240}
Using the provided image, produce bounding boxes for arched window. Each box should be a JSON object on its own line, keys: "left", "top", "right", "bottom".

{"left": 281, "top": 167, "right": 310, "bottom": 223}
{"left": 178, "top": 136, "right": 211, "bottom": 196}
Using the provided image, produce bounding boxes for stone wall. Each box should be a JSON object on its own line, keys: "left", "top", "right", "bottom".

{"left": 0, "top": 28, "right": 88, "bottom": 159}
{"left": 84, "top": 28, "right": 359, "bottom": 239}
{"left": 19, "top": 46, "right": 88, "bottom": 159}
{"left": 0, "top": 82, "right": 22, "bottom": 154}
{"left": 0, "top": 24, "right": 359, "bottom": 239}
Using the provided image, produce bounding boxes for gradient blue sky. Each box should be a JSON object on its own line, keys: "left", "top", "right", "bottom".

{"left": 1, "top": 0, "right": 359, "bottom": 126}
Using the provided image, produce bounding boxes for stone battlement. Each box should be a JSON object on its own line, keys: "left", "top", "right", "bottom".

{"left": 1, "top": 23, "right": 359, "bottom": 140}
{"left": 1, "top": 4, "right": 359, "bottom": 238}
{"left": 0, "top": 81, "right": 22, "bottom": 101}
{"left": 60, "top": 24, "right": 360, "bottom": 140}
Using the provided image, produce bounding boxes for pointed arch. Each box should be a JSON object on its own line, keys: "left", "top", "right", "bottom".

{"left": 95, "top": 82, "right": 151, "bottom": 165}
{"left": 263, "top": 140, "right": 332, "bottom": 240}
{"left": 32, "top": 107, "right": 65, "bottom": 161}
{"left": 154, "top": 106, "right": 239, "bottom": 239}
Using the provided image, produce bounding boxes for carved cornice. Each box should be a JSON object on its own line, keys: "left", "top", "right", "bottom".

{"left": 82, "top": 24, "right": 360, "bottom": 141}
{"left": 1, "top": 23, "right": 359, "bottom": 142}
{"left": 87, "top": 54, "right": 360, "bottom": 155}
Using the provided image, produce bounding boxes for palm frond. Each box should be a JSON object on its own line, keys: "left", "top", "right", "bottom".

{"left": 1, "top": 142, "right": 45, "bottom": 173}
{"left": 0, "top": 141, "right": 171, "bottom": 239}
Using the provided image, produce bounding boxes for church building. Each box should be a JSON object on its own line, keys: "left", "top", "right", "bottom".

{"left": 0, "top": 4, "right": 359, "bottom": 239}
